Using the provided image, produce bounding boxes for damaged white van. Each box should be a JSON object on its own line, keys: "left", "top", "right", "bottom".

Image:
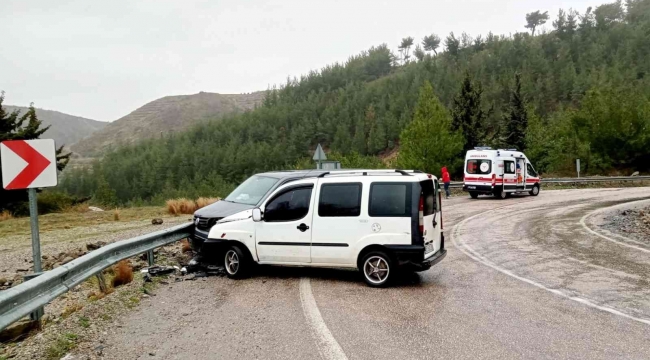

{"left": 206, "top": 170, "right": 446, "bottom": 287}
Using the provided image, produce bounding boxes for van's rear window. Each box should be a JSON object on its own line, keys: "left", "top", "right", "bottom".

{"left": 466, "top": 159, "right": 492, "bottom": 174}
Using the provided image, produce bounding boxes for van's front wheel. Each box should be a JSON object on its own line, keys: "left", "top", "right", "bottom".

{"left": 224, "top": 245, "right": 250, "bottom": 279}
{"left": 529, "top": 185, "right": 540, "bottom": 196}
{"left": 361, "top": 251, "right": 393, "bottom": 288}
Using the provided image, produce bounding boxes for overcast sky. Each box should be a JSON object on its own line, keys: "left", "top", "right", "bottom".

{"left": 1, "top": 0, "right": 604, "bottom": 122}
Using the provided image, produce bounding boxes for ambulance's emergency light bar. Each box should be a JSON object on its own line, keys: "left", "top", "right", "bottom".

{"left": 473, "top": 146, "right": 519, "bottom": 151}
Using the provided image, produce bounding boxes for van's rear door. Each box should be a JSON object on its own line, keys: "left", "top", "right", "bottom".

{"left": 420, "top": 179, "right": 441, "bottom": 258}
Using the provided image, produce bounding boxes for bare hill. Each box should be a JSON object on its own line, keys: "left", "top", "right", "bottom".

{"left": 4, "top": 105, "right": 107, "bottom": 148}
{"left": 70, "top": 91, "right": 266, "bottom": 156}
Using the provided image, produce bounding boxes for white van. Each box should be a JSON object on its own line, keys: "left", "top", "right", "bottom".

{"left": 207, "top": 170, "right": 446, "bottom": 287}
{"left": 463, "top": 147, "right": 541, "bottom": 199}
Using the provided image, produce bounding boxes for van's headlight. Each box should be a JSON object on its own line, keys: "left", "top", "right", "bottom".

{"left": 216, "top": 217, "right": 247, "bottom": 225}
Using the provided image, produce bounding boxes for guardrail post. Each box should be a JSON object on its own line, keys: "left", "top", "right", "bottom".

{"left": 96, "top": 273, "right": 108, "bottom": 293}
{"left": 147, "top": 249, "right": 155, "bottom": 266}
{"left": 23, "top": 272, "right": 44, "bottom": 322}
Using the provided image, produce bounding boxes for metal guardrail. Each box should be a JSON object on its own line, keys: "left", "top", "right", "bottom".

{"left": 449, "top": 176, "right": 650, "bottom": 188}
{"left": 0, "top": 223, "right": 192, "bottom": 332}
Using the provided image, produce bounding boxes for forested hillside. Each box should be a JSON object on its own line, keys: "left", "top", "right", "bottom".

{"left": 60, "top": 0, "right": 650, "bottom": 205}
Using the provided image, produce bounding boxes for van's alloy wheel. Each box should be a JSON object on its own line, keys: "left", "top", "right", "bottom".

{"left": 361, "top": 252, "right": 393, "bottom": 287}
{"left": 224, "top": 245, "right": 249, "bottom": 279}
{"left": 225, "top": 250, "right": 239, "bottom": 275}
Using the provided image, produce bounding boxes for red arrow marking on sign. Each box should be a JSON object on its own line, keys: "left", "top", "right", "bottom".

{"left": 3, "top": 140, "right": 52, "bottom": 190}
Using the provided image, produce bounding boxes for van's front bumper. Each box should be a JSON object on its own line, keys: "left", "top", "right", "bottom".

{"left": 191, "top": 228, "right": 227, "bottom": 252}
{"left": 385, "top": 234, "right": 447, "bottom": 271}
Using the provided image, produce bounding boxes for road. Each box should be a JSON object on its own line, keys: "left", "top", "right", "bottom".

{"left": 95, "top": 188, "right": 650, "bottom": 360}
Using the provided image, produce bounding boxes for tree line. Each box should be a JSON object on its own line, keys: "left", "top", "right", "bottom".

{"left": 50, "top": 0, "right": 650, "bottom": 206}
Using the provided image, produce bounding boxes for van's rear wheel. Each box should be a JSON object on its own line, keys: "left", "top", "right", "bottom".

{"left": 469, "top": 192, "right": 479, "bottom": 199}
{"left": 224, "top": 245, "right": 250, "bottom": 279}
{"left": 361, "top": 251, "right": 393, "bottom": 288}
{"left": 529, "top": 185, "right": 540, "bottom": 196}
{"left": 494, "top": 188, "right": 507, "bottom": 199}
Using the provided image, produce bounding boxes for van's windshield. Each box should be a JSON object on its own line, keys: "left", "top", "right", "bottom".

{"left": 225, "top": 175, "right": 279, "bottom": 205}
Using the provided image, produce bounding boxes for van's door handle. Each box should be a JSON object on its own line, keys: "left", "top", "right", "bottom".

{"left": 297, "top": 223, "right": 310, "bottom": 232}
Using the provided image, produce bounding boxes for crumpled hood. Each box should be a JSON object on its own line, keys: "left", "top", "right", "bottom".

{"left": 194, "top": 200, "right": 255, "bottom": 218}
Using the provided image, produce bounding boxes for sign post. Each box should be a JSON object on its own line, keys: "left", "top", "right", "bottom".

{"left": 1, "top": 139, "right": 58, "bottom": 322}
{"left": 576, "top": 159, "right": 581, "bottom": 178}
{"left": 313, "top": 143, "right": 327, "bottom": 169}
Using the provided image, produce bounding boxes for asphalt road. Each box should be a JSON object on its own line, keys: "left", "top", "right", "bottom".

{"left": 96, "top": 188, "right": 650, "bottom": 360}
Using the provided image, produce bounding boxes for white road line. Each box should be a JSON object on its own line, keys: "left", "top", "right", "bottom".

{"left": 299, "top": 278, "right": 348, "bottom": 360}
{"left": 451, "top": 206, "right": 650, "bottom": 327}
{"left": 579, "top": 199, "right": 650, "bottom": 253}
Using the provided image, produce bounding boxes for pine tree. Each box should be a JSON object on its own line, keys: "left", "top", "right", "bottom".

{"left": 451, "top": 73, "right": 488, "bottom": 151}
{"left": 398, "top": 82, "right": 464, "bottom": 173}
{"left": 352, "top": 119, "right": 366, "bottom": 154}
{"left": 502, "top": 74, "right": 529, "bottom": 151}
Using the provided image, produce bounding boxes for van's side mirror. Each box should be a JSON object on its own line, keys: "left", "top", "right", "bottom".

{"left": 252, "top": 208, "right": 263, "bottom": 222}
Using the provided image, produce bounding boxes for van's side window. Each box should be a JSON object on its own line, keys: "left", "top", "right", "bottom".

{"left": 264, "top": 187, "right": 312, "bottom": 222}
{"left": 466, "top": 159, "right": 492, "bottom": 174}
{"left": 526, "top": 163, "right": 538, "bottom": 177}
{"left": 369, "top": 183, "right": 412, "bottom": 217}
{"left": 318, "top": 183, "right": 362, "bottom": 217}
{"left": 504, "top": 161, "right": 515, "bottom": 174}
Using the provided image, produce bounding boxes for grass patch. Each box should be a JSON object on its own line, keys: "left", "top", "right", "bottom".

{"left": 78, "top": 316, "right": 90, "bottom": 328}
{"left": 0, "top": 206, "right": 169, "bottom": 238}
{"left": 61, "top": 303, "right": 84, "bottom": 318}
{"left": 45, "top": 333, "right": 78, "bottom": 360}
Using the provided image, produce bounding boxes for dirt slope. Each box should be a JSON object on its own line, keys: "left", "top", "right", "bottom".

{"left": 70, "top": 91, "right": 266, "bottom": 157}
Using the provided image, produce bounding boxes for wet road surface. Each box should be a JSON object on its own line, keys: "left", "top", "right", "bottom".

{"left": 97, "top": 188, "right": 650, "bottom": 359}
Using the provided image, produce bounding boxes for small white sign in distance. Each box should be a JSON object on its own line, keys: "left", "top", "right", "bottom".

{"left": 1, "top": 139, "right": 58, "bottom": 190}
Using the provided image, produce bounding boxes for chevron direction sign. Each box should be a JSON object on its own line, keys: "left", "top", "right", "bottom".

{"left": 1, "top": 139, "right": 57, "bottom": 190}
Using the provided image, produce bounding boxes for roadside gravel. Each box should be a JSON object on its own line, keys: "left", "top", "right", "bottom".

{"left": 597, "top": 201, "right": 650, "bottom": 245}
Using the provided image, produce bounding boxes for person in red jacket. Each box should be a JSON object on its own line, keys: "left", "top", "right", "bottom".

{"left": 441, "top": 167, "right": 451, "bottom": 199}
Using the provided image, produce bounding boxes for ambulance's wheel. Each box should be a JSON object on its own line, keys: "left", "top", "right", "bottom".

{"left": 469, "top": 192, "right": 479, "bottom": 199}
{"left": 494, "top": 188, "right": 507, "bottom": 199}
{"left": 529, "top": 185, "right": 540, "bottom": 196}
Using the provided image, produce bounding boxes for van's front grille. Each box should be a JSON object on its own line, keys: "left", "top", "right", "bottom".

{"left": 194, "top": 217, "right": 222, "bottom": 231}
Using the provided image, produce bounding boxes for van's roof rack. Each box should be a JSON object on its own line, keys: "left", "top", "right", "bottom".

{"left": 317, "top": 169, "right": 412, "bottom": 178}
{"left": 497, "top": 148, "right": 518, "bottom": 151}
{"left": 474, "top": 146, "right": 492, "bottom": 150}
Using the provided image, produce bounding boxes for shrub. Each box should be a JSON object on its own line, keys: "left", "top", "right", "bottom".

{"left": 0, "top": 210, "right": 12, "bottom": 222}
{"left": 196, "top": 197, "right": 220, "bottom": 209}
{"left": 180, "top": 239, "right": 192, "bottom": 253}
{"left": 111, "top": 260, "right": 133, "bottom": 287}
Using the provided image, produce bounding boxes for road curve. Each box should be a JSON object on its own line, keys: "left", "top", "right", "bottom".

{"left": 95, "top": 188, "right": 650, "bottom": 360}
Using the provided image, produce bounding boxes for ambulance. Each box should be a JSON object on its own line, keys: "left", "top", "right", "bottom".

{"left": 462, "top": 147, "right": 541, "bottom": 199}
